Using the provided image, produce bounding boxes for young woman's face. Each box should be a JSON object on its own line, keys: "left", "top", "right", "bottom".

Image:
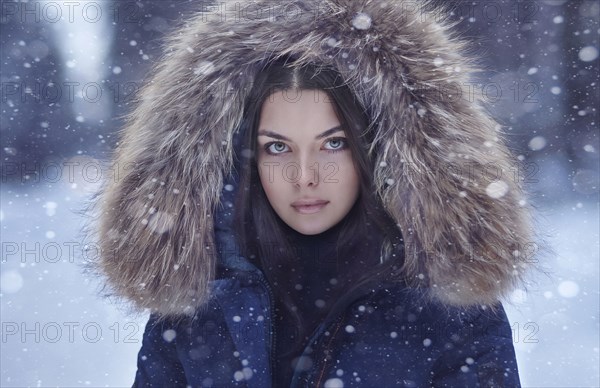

{"left": 256, "top": 88, "right": 360, "bottom": 235}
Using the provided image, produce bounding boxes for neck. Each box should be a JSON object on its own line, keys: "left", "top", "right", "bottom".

{"left": 280, "top": 217, "right": 348, "bottom": 274}
{"left": 282, "top": 217, "right": 346, "bottom": 244}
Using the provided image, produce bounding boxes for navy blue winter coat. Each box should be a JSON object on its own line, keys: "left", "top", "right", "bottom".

{"left": 90, "top": 1, "right": 537, "bottom": 387}
{"left": 133, "top": 268, "right": 520, "bottom": 387}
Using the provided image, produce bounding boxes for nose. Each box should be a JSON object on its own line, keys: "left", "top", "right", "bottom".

{"left": 293, "top": 155, "right": 319, "bottom": 188}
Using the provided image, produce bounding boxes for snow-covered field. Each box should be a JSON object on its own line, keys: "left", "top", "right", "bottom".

{"left": 504, "top": 200, "right": 599, "bottom": 388}
{"left": 1, "top": 181, "right": 598, "bottom": 387}
{"left": 1, "top": 182, "right": 148, "bottom": 387}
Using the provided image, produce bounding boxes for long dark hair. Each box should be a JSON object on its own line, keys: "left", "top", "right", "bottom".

{"left": 233, "top": 56, "right": 405, "bottom": 357}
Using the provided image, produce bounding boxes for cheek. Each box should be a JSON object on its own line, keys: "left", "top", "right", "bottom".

{"left": 257, "top": 162, "right": 282, "bottom": 204}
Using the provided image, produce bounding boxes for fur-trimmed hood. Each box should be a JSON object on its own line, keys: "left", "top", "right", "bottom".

{"left": 90, "top": 0, "right": 537, "bottom": 316}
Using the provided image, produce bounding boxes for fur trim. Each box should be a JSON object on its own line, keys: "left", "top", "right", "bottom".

{"left": 88, "top": 0, "right": 539, "bottom": 316}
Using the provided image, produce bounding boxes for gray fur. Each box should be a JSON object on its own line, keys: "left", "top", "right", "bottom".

{"left": 89, "top": 0, "right": 540, "bottom": 316}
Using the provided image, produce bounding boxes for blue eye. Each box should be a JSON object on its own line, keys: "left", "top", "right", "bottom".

{"left": 324, "top": 137, "right": 348, "bottom": 153}
{"left": 263, "top": 137, "right": 349, "bottom": 156}
{"left": 264, "top": 142, "right": 289, "bottom": 155}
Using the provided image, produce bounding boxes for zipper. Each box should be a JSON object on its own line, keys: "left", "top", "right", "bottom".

{"left": 288, "top": 294, "right": 366, "bottom": 387}
{"left": 245, "top": 270, "right": 341, "bottom": 388}
{"left": 314, "top": 316, "right": 344, "bottom": 387}
{"left": 245, "top": 272, "right": 277, "bottom": 388}
{"left": 290, "top": 279, "right": 398, "bottom": 387}
{"left": 241, "top": 271, "right": 397, "bottom": 388}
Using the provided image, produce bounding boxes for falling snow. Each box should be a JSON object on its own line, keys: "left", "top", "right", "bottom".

{"left": 194, "top": 60, "right": 216, "bottom": 76}
{"left": 528, "top": 136, "right": 547, "bottom": 151}
{"left": 162, "top": 330, "right": 177, "bottom": 343}
{"left": 324, "top": 377, "right": 344, "bottom": 388}
{"left": 351, "top": 13, "right": 372, "bottom": 30}
{"left": 578, "top": 46, "right": 599, "bottom": 62}
{"left": 0, "top": 0, "right": 598, "bottom": 386}
{"left": 0, "top": 270, "right": 24, "bottom": 293}
{"left": 557, "top": 280, "right": 580, "bottom": 298}
{"left": 485, "top": 181, "right": 509, "bottom": 199}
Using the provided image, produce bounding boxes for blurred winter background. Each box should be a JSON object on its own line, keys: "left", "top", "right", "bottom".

{"left": 0, "top": 0, "right": 598, "bottom": 387}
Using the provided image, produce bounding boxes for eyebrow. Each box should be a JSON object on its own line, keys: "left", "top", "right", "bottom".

{"left": 258, "top": 126, "right": 343, "bottom": 142}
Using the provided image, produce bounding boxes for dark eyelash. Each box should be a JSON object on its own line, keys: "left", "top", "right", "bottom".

{"left": 263, "top": 137, "right": 348, "bottom": 155}
{"left": 325, "top": 137, "right": 348, "bottom": 154}
{"left": 263, "top": 142, "right": 285, "bottom": 155}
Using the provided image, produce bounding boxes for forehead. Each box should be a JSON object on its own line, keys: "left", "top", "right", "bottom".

{"left": 258, "top": 89, "right": 341, "bottom": 137}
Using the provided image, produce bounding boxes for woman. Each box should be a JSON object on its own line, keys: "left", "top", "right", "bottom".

{"left": 89, "top": 0, "right": 539, "bottom": 386}
{"left": 231, "top": 61, "right": 411, "bottom": 387}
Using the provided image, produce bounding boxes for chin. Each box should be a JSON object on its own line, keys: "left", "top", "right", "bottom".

{"left": 288, "top": 222, "right": 328, "bottom": 236}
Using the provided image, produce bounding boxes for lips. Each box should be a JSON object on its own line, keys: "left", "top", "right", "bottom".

{"left": 291, "top": 200, "right": 329, "bottom": 214}
{"left": 291, "top": 199, "right": 329, "bottom": 207}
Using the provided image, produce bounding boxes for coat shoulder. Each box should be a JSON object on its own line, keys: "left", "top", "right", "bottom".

{"left": 342, "top": 284, "right": 514, "bottom": 348}
{"left": 305, "top": 286, "right": 520, "bottom": 387}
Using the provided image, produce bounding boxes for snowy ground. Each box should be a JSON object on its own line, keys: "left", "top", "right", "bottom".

{"left": 504, "top": 199, "right": 600, "bottom": 388}
{"left": 1, "top": 182, "right": 598, "bottom": 387}
{"left": 1, "top": 181, "right": 149, "bottom": 387}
